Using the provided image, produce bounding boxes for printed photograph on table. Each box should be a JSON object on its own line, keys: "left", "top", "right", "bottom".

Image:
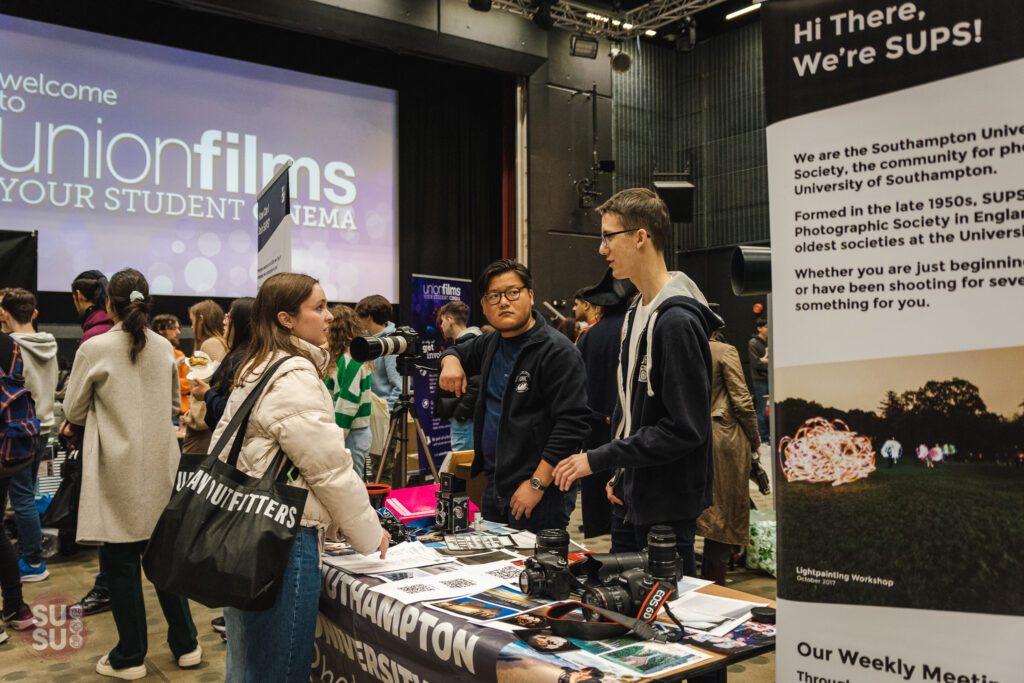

{"left": 494, "top": 607, "right": 549, "bottom": 630}
{"left": 774, "top": 347, "right": 1024, "bottom": 615}
{"left": 474, "top": 585, "right": 545, "bottom": 612}
{"left": 428, "top": 596, "right": 518, "bottom": 621}
{"left": 600, "top": 642, "right": 710, "bottom": 676}
{"left": 515, "top": 629, "right": 580, "bottom": 654}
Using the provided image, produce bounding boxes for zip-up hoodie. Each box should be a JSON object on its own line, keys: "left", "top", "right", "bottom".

{"left": 587, "top": 272, "right": 722, "bottom": 525}
{"left": 441, "top": 312, "right": 590, "bottom": 498}
{"left": 11, "top": 331, "right": 59, "bottom": 432}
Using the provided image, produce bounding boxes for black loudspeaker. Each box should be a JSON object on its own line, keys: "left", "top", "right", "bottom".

{"left": 731, "top": 246, "right": 772, "bottom": 296}
{"left": 652, "top": 181, "right": 695, "bottom": 223}
{"left": 0, "top": 230, "right": 38, "bottom": 290}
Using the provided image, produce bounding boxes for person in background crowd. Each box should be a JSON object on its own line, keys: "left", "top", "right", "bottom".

{"left": 72, "top": 270, "right": 114, "bottom": 344}
{"left": 439, "top": 259, "right": 590, "bottom": 533}
{"left": 574, "top": 270, "right": 635, "bottom": 538}
{"left": 572, "top": 287, "right": 601, "bottom": 333}
{"left": 433, "top": 300, "right": 482, "bottom": 453}
{"left": 0, "top": 333, "right": 41, "bottom": 639}
{"left": 65, "top": 270, "right": 114, "bottom": 617}
{"left": 0, "top": 289, "right": 59, "bottom": 584}
{"left": 181, "top": 299, "right": 228, "bottom": 455}
{"left": 62, "top": 268, "right": 200, "bottom": 679}
{"left": 698, "top": 323, "right": 761, "bottom": 585}
{"left": 748, "top": 317, "right": 770, "bottom": 444}
{"left": 355, "top": 294, "right": 402, "bottom": 485}
{"left": 552, "top": 188, "right": 719, "bottom": 577}
{"left": 555, "top": 316, "right": 581, "bottom": 342}
{"left": 211, "top": 273, "right": 388, "bottom": 683}
{"left": 325, "top": 304, "right": 374, "bottom": 480}
{"left": 193, "top": 297, "right": 254, "bottom": 432}
{"left": 0, "top": 289, "right": 10, "bottom": 333}
{"left": 152, "top": 314, "right": 190, "bottom": 424}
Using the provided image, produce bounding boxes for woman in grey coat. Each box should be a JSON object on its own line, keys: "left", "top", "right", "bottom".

{"left": 63, "top": 268, "right": 199, "bottom": 680}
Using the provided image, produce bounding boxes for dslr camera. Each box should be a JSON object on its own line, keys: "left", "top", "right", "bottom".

{"left": 519, "top": 552, "right": 579, "bottom": 600}
{"left": 434, "top": 472, "right": 469, "bottom": 533}
{"left": 350, "top": 325, "right": 420, "bottom": 362}
{"left": 580, "top": 525, "right": 679, "bottom": 621}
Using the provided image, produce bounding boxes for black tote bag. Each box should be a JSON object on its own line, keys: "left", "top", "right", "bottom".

{"left": 40, "top": 450, "right": 81, "bottom": 530}
{"left": 142, "top": 358, "right": 308, "bottom": 610}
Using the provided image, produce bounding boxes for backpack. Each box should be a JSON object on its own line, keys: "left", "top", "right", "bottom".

{"left": 0, "top": 338, "right": 41, "bottom": 475}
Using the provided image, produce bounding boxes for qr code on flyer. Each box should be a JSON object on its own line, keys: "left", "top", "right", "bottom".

{"left": 486, "top": 565, "right": 522, "bottom": 581}
{"left": 440, "top": 578, "right": 476, "bottom": 589}
{"left": 399, "top": 584, "right": 434, "bottom": 594}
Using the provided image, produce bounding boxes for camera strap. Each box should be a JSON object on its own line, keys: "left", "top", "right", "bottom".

{"left": 544, "top": 582, "right": 675, "bottom": 641}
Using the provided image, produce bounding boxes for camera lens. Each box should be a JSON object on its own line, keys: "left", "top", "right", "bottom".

{"left": 582, "top": 584, "right": 632, "bottom": 620}
{"left": 646, "top": 525, "right": 678, "bottom": 584}
{"left": 582, "top": 552, "right": 646, "bottom": 584}
{"left": 535, "top": 528, "right": 570, "bottom": 562}
{"left": 519, "top": 566, "right": 545, "bottom": 597}
{"left": 350, "top": 336, "right": 385, "bottom": 362}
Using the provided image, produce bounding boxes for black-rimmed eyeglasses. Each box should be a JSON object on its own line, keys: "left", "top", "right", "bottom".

{"left": 600, "top": 228, "right": 640, "bottom": 245}
{"left": 483, "top": 287, "right": 525, "bottom": 305}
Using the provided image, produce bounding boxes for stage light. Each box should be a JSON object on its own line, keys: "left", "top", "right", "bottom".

{"left": 622, "top": 23, "right": 634, "bottom": 30}
{"left": 570, "top": 35, "right": 600, "bottom": 59}
{"left": 468, "top": 0, "right": 492, "bottom": 11}
{"left": 726, "top": 3, "right": 762, "bottom": 20}
{"left": 610, "top": 48, "right": 632, "bottom": 73}
{"left": 644, "top": 29, "right": 657, "bottom": 36}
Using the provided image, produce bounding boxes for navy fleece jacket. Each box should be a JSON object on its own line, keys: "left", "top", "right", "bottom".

{"left": 440, "top": 312, "right": 590, "bottom": 499}
{"left": 587, "top": 272, "right": 721, "bottom": 525}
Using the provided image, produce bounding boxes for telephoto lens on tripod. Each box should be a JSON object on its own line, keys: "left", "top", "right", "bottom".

{"left": 646, "top": 525, "right": 680, "bottom": 586}
{"left": 535, "top": 528, "right": 570, "bottom": 562}
{"left": 350, "top": 326, "right": 419, "bottom": 362}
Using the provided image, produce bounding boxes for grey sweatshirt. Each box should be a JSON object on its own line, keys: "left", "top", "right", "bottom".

{"left": 12, "top": 331, "right": 59, "bottom": 432}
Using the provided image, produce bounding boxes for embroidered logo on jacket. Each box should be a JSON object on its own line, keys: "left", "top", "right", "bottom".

{"left": 638, "top": 357, "right": 649, "bottom": 384}
{"left": 514, "top": 371, "right": 531, "bottom": 393}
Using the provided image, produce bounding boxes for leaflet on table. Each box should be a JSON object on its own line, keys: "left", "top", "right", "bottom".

{"left": 371, "top": 566, "right": 507, "bottom": 604}
{"left": 681, "top": 619, "right": 776, "bottom": 654}
{"left": 371, "top": 563, "right": 463, "bottom": 583}
{"left": 321, "top": 541, "right": 445, "bottom": 574}
{"left": 657, "top": 591, "right": 766, "bottom": 637}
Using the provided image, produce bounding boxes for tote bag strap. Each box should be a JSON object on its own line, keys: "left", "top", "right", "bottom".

{"left": 209, "top": 357, "right": 291, "bottom": 462}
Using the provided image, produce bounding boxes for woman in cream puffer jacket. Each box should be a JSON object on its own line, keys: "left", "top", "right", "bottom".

{"left": 213, "top": 272, "right": 387, "bottom": 683}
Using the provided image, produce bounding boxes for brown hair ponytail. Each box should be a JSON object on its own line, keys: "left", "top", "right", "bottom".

{"left": 107, "top": 269, "right": 152, "bottom": 363}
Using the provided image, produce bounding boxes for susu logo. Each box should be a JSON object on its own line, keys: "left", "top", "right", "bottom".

{"left": 514, "top": 371, "right": 531, "bottom": 393}
{"left": 19, "top": 595, "right": 86, "bottom": 661}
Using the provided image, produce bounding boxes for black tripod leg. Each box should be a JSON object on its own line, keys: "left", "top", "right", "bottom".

{"left": 375, "top": 413, "right": 404, "bottom": 484}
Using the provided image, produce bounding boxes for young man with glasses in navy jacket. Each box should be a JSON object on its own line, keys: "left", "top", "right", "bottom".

{"left": 439, "top": 259, "right": 589, "bottom": 533}
{"left": 552, "top": 188, "right": 721, "bottom": 577}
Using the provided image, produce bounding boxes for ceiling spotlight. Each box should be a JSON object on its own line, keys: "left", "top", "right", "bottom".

{"left": 622, "top": 23, "right": 633, "bottom": 30}
{"left": 571, "top": 35, "right": 600, "bottom": 59}
{"left": 468, "top": 0, "right": 492, "bottom": 11}
{"left": 612, "top": 19, "right": 621, "bottom": 26}
{"left": 726, "top": 2, "right": 762, "bottom": 20}
{"left": 644, "top": 29, "right": 657, "bottom": 36}
{"left": 610, "top": 48, "right": 632, "bottom": 73}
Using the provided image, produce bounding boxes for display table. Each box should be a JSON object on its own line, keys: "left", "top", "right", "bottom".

{"left": 313, "top": 551, "right": 775, "bottom": 682}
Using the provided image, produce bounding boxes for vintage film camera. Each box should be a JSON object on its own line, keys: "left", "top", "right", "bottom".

{"left": 434, "top": 472, "right": 469, "bottom": 533}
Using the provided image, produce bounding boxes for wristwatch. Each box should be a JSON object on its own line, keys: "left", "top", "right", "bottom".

{"left": 529, "top": 477, "right": 547, "bottom": 491}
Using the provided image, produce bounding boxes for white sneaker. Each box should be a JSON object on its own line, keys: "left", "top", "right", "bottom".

{"left": 95, "top": 655, "right": 147, "bottom": 680}
{"left": 0, "top": 627, "right": 8, "bottom": 645}
{"left": 178, "top": 644, "right": 202, "bottom": 668}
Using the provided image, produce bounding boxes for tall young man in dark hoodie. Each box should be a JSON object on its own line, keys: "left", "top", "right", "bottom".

{"left": 553, "top": 188, "right": 719, "bottom": 577}
{"left": 439, "top": 260, "right": 590, "bottom": 533}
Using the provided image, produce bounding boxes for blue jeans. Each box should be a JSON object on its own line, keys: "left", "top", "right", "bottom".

{"left": 10, "top": 436, "right": 47, "bottom": 565}
{"left": 345, "top": 427, "right": 371, "bottom": 481}
{"left": 610, "top": 504, "right": 698, "bottom": 578}
{"left": 482, "top": 476, "right": 576, "bottom": 533}
{"left": 448, "top": 420, "right": 474, "bottom": 452}
{"left": 753, "top": 381, "right": 770, "bottom": 444}
{"left": 224, "top": 526, "right": 320, "bottom": 683}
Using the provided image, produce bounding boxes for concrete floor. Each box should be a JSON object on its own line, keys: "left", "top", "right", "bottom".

{"left": 0, "top": 480, "right": 776, "bottom": 681}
